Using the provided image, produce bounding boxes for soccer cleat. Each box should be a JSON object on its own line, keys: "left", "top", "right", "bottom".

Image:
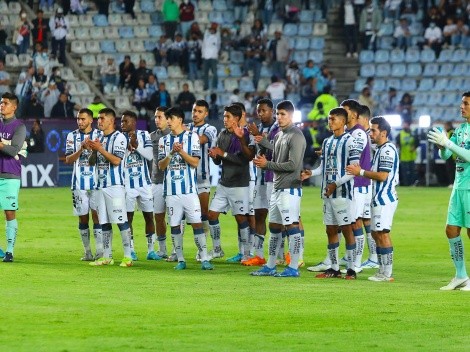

{"left": 89, "top": 257, "right": 114, "bottom": 266}
{"left": 119, "top": 257, "right": 133, "bottom": 267}
{"left": 274, "top": 266, "right": 300, "bottom": 278}
{"left": 174, "top": 261, "right": 187, "bottom": 270}
{"left": 284, "top": 253, "right": 305, "bottom": 268}
{"left": 368, "top": 273, "right": 394, "bottom": 282}
{"left": 460, "top": 281, "right": 470, "bottom": 291}
{"left": 201, "top": 260, "right": 214, "bottom": 270}
{"left": 156, "top": 251, "right": 168, "bottom": 259}
{"left": 2, "top": 252, "right": 13, "bottom": 262}
{"left": 226, "top": 253, "right": 243, "bottom": 263}
{"left": 339, "top": 256, "right": 348, "bottom": 266}
{"left": 307, "top": 262, "right": 331, "bottom": 272}
{"left": 195, "top": 251, "right": 202, "bottom": 262}
{"left": 0, "top": 248, "right": 6, "bottom": 258}
{"left": 341, "top": 267, "right": 363, "bottom": 274}
{"left": 361, "top": 259, "right": 380, "bottom": 269}
{"left": 146, "top": 251, "right": 163, "bottom": 261}
{"left": 344, "top": 269, "right": 357, "bottom": 280}
{"left": 250, "top": 265, "right": 277, "bottom": 276}
{"left": 166, "top": 253, "right": 178, "bottom": 262}
{"left": 315, "top": 268, "right": 342, "bottom": 278}
{"left": 241, "top": 255, "right": 266, "bottom": 266}
{"left": 130, "top": 251, "right": 138, "bottom": 261}
{"left": 81, "top": 252, "right": 94, "bottom": 261}
{"left": 207, "top": 249, "right": 225, "bottom": 260}
{"left": 440, "top": 277, "right": 469, "bottom": 291}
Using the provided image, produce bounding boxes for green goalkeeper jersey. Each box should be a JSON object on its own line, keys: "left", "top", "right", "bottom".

{"left": 440, "top": 122, "right": 470, "bottom": 190}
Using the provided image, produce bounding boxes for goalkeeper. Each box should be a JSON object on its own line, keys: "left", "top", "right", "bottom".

{"left": 427, "top": 91, "right": 470, "bottom": 291}
{"left": 0, "top": 93, "right": 27, "bottom": 263}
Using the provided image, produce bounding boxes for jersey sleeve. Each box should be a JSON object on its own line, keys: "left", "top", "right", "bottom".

{"left": 158, "top": 137, "right": 167, "bottom": 161}
{"left": 347, "top": 136, "right": 361, "bottom": 164}
{"left": 191, "top": 132, "right": 201, "bottom": 158}
{"left": 65, "top": 132, "right": 75, "bottom": 156}
{"left": 113, "top": 133, "right": 127, "bottom": 159}
{"left": 203, "top": 125, "right": 217, "bottom": 147}
{"left": 377, "top": 144, "right": 396, "bottom": 172}
{"left": 351, "top": 130, "right": 367, "bottom": 156}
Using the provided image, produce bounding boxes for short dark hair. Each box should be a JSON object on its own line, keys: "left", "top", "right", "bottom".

{"left": 78, "top": 108, "right": 94, "bottom": 118}
{"left": 194, "top": 99, "right": 209, "bottom": 111}
{"left": 99, "top": 108, "right": 116, "bottom": 118}
{"left": 358, "top": 104, "right": 371, "bottom": 119}
{"left": 122, "top": 110, "right": 138, "bottom": 120}
{"left": 340, "top": 99, "right": 361, "bottom": 115}
{"left": 370, "top": 116, "right": 391, "bottom": 137}
{"left": 276, "top": 100, "right": 295, "bottom": 113}
{"left": 156, "top": 106, "right": 168, "bottom": 112}
{"left": 463, "top": 91, "right": 470, "bottom": 98}
{"left": 224, "top": 104, "right": 243, "bottom": 118}
{"left": 1, "top": 92, "right": 19, "bottom": 106}
{"left": 329, "top": 107, "right": 348, "bottom": 121}
{"left": 257, "top": 98, "right": 273, "bottom": 109}
{"left": 165, "top": 106, "right": 185, "bottom": 120}
{"left": 232, "top": 101, "right": 245, "bottom": 113}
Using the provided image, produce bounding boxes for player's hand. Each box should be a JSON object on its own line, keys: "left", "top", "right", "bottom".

{"left": 208, "top": 147, "right": 223, "bottom": 159}
{"left": 253, "top": 135, "right": 264, "bottom": 144}
{"left": 233, "top": 124, "right": 245, "bottom": 139}
{"left": 346, "top": 164, "right": 361, "bottom": 176}
{"left": 247, "top": 122, "right": 260, "bottom": 136}
{"left": 253, "top": 154, "right": 267, "bottom": 168}
{"left": 129, "top": 132, "right": 138, "bottom": 150}
{"left": 172, "top": 142, "right": 182, "bottom": 154}
{"left": 427, "top": 127, "right": 451, "bottom": 148}
{"left": 315, "top": 149, "right": 323, "bottom": 156}
{"left": 88, "top": 138, "right": 102, "bottom": 151}
{"left": 300, "top": 169, "right": 312, "bottom": 181}
{"left": 324, "top": 183, "right": 337, "bottom": 197}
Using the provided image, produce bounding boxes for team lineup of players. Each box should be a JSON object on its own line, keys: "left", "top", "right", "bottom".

{"left": 65, "top": 96, "right": 400, "bottom": 280}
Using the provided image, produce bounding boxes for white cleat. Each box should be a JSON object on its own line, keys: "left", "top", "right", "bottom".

{"left": 307, "top": 261, "right": 331, "bottom": 272}
{"left": 460, "top": 281, "right": 470, "bottom": 291}
{"left": 440, "top": 277, "right": 469, "bottom": 291}
{"left": 368, "top": 273, "right": 394, "bottom": 282}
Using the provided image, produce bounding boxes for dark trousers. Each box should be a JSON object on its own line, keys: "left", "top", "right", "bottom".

{"left": 51, "top": 37, "right": 66, "bottom": 65}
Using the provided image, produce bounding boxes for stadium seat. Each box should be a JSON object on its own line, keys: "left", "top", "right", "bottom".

{"left": 378, "top": 22, "right": 394, "bottom": 36}
{"left": 149, "top": 25, "right": 163, "bottom": 38}
{"left": 298, "top": 23, "right": 313, "bottom": 36}
{"left": 389, "top": 49, "right": 405, "bottom": 63}
{"left": 401, "top": 78, "right": 417, "bottom": 91}
{"left": 115, "top": 40, "right": 130, "bottom": 53}
{"left": 81, "top": 54, "right": 97, "bottom": 67}
{"left": 115, "top": 96, "right": 132, "bottom": 110}
{"left": 86, "top": 40, "right": 101, "bottom": 54}
{"left": 62, "top": 67, "right": 77, "bottom": 81}
{"left": 144, "top": 40, "right": 157, "bottom": 51}
{"left": 17, "top": 53, "right": 29, "bottom": 67}
{"left": 310, "top": 37, "right": 325, "bottom": 50}
{"left": 96, "top": 54, "right": 110, "bottom": 66}
{"left": 140, "top": 0, "right": 156, "bottom": 12}
{"left": 450, "top": 49, "right": 467, "bottom": 62}
{"left": 423, "top": 63, "right": 439, "bottom": 76}
{"left": 0, "top": 2, "right": 9, "bottom": 14}
{"left": 119, "top": 27, "right": 134, "bottom": 39}
{"left": 376, "top": 63, "right": 392, "bottom": 77}
{"left": 374, "top": 49, "right": 390, "bottom": 63}
{"left": 105, "top": 27, "right": 120, "bottom": 39}
{"left": 90, "top": 27, "right": 105, "bottom": 40}
{"left": 417, "top": 78, "right": 434, "bottom": 91}
{"left": 410, "top": 22, "right": 423, "bottom": 36}
{"left": 407, "top": 63, "right": 422, "bottom": 77}
{"left": 213, "top": 0, "right": 227, "bottom": 11}
{"left": 374, "top": 78, "right": 386, "bottom": 91}
{"left": 75, "top": 28, "right": 89, "bottom": 40}
{"left": 413, "top": 92, "right": 428, "bottom": 106}
{"left": 93, "top": 14, "right": 108, "bottom": 27}
{"left": 449, "top": 78, "right": 463, "bottom": 91}
{"left": 287, "top": 37, "right": 296, "bottom": 49}
{"left": 224, "top": 78, "right": 239, "bottom": 92}
{"left": 437, "top": 49, "right": 453, "bottom": 62}
{"left": 451, "top": 63, "right": 467, "bottom": 76}
{"left": 283, "top": 23, "right": 298, "bottom": 36}
{"left": 110, "top": 1, "right": 125, "bottom": 13}
{"left": 313, "top": 23, "right": 328, "bottom": 36}
{"left": 229, "top": 51, "right": 244, "bottom": 64}
{"left": 293, "top": 51, "right": 308, "bottom": 65}
{"left": 168, "top": 66, "right": 184, "bottom": 78}
{"left": 153, "top": 66, "right": 168, "bottom": 80}
{"left": 194, "top": 11, "right": 209, "bottom": 25}
{"left": 136, "top": 13, "right": 151, "bottom": 25}
{"left": 79, "top": 14, "right": 93, "bottom": 27}
{"left": 420, "top": 49, "right": 436, "bottom": 63}
{"left": 309, "top": 51, "right": 323, "bottom": 63}
{"left": 71, "top": 41, "right": 87, "bottom": 54}
{"left": 386, "top": 78, "right": 401, "bottom": 91}
{"left": 121, "top": 14, "right": 135, "bottom": 26}
{"left": 217, "top": 64, "right": 228, "bottom": 78}
{"left": 391, "top": 63, "right": 406, "bottom": 77}
{"left": 199, "top": 0, "right": 213, "bottom": 11}
{"left": 8, "top": 2, "right": 21, "bottom": 14}
{"left": 441, "top": 108, "right": 457, "bottom": 121}
{"left": 229, "top": 64, "right": 242, "bottom": 77}
{"left": 299, "top": 10, "right": 314, "bottom": 22}
{"left": 360, "top": 63, "right": 375, "bottom": 77}
{"left": 440, "top": 92, "right": 459, "bottom": 106}
{"left": 378, "top": 36, "right": 394, "bottom": 50}
{"left": 166, "top": 80, "right": 180, "bottom": 94}
{"left": 268, "top": 23, "right": 283, "bottom": 36}
{"left": 223, "top": 11, "right": 235, "bottom": 24}
{"left": 239, "top": 78, "right": 255, "bottom": 92}
{"left": 260, "top": 65, "right": 272, "bottom": 78}
{"left": 437, "top": 63, "right": 453, "bottom": 76}
{"left": 0, "top": 14, "right": 9, "bottom": 26}
{"left": 434, "top": 78, "right": 449, "bottom": 91}
{"left": 130, "top": 40, "right": 145, "bottom": 52}
{"left": 151, "top": 12, "right": 163, "bottom": 25}
{"left": 431, "top": 107, "right": 445, "bottom": 120}
{"left": 354, "top": 78, "right": 366, "bottom": 92}
{"left": 295, "top": 37, "right": 310, "bottom": 51}
{"left": 428, "top": 92, "right": 443, "bottom": 105}
{"left": 108, "top": 14, "right": 122, "bottom": 26}
{"left": 359, "top": 50, "right": 374, "bottom": 63}
{"left": 134, "top": 26, "right": 149, "bottom": 38}
{"left": 209, "top": 11, "right": 224, "bottom": 24}
{"left": 141, "top": 52, "right": 155, "bottom": 66}
{"left": 404, "top": 48, "right": 420, "bottom": 63}
{"left": 100, "top": 40, "right": 116, "bottom": 54}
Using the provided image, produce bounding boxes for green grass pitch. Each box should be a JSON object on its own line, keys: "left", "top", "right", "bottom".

{"left": 1, "top": 186, "right": 469, "bottom": 351}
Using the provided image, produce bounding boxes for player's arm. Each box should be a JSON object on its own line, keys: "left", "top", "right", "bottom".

{"left": 263, "top": 134, "right": 306, "bottom": 171}
{"left": 178, "top": 133, "right": 200, "bottom": 169}
{"left": 0, "top": 124, "right": 26, "bottom": 157}
{"left": 332, "top": 137, "right": 359, "bottom": 187}
{"left": 157, "top": 138, "right": 171, "bottom": 170}
{"left": 346, "top": 163, "right": 389, "bottom": 182}
{"left": 437, "top": 132, "right": 457, "bottom": 161}
{"left": 178, "top": 149, "right": 200, "bottom": 168}
{"left": 135, "top": 133, "right": 153, "bottom": 161}
{"left": 428, "top": 127, "right": 470, "bottom": 162}
{"left": 65, "top": 133, "right": 84, "bottom": 164}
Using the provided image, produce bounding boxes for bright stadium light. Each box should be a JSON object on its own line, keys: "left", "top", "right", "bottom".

{"left": 293, "top": 110, "right": 302, "bottom": 123}
{"left": 419, "top": 115, "right": 431, "bottom": 128}
{"left": 383, "top": 114, "right": 402, "bottom": 128}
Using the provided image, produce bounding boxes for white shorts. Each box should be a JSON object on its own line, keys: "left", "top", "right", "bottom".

{"left": 96, "top": 185, "right": 128, "bottom": 224}
{"left": 166, "top": 193, "right": 202, "bottom": 227}
{"left": 152, "top": 183, "right": 166, "bottom": 214}
{"left": 197, "top": 179, "right": 211, "bottom": 195}
{"left": 269, "top": 189, "right": 301, "bottom": 226}
{"left": 371, "top": 201, "right": 398, "bottom": 232}
{"left": 209, "top": 184, "right": 250, "bottom": 216}
{"left": 249, "top": 180, "right": 255, "bottom": 215}
{"left": 72, "top": 189, "right": 97, "bottom": 216}
{"left": 323, "top": 198, "right": 354, "bottom": 226}
{"left": 353, "top": 187, "right": 371, "bottom": 220}
{"left": 126, "top": 185, "right": 154, "bottom": 213}
{"left": 253, "top": 182, "right": 273, "bottom": 210}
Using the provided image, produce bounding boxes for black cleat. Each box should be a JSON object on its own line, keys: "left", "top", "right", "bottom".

{"left": 2, "top": 252, "right": 13, "bottom": 262}
{"left": 345, "top": 269, "right": 357, "bottom": 280}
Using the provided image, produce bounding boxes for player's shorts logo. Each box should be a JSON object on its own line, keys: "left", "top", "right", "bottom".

{"left": 82, "top": 171, "right": 93, "bottom": 177}
{"left": 171, "top": 175, "right": 184, "bottom": 181}
{"left": 130, "top": 171, "right": 142, "bottom": 178}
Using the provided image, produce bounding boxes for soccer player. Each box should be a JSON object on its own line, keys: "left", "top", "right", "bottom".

{"left": 427, "top": 91, "right": 470, "bottom": 290}
{"left": 87, "top": 108, "right": 133, "bottom": 267}
{"left": 243, "top": 98, "right": 279, "bottom": 266}
{"left": 65, "top": 108, "right": 103, "bottom": 261}
{"left": 0, "top": 93, "right": 26, "bottom": 262}
{"left": 186, "top": 100, "right": 218, "bottom": 260}
{"left": 302, "top": 107, "right": 359, "bottom": 279}
{"left": 347, "top": 116, "right": 399, "bottom": 282}
{"left": 150, "top": 106, "right": 171, "bottom": 259}
{"left": 158, "top": 107, "right": 213, "bottom": 270}
{"left": 120, "top": 110, "right": 158, "bottom": 261}
{"left": 251, "top": 100, "right": 306, "bottom": 277}
{"left": 207, "top": 104, "right": 255, "bottom": 261}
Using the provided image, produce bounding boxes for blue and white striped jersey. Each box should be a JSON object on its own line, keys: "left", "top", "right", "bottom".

{"left": 96, "top": 131, "right": 127, "bottom": 189}
{"left": 123, "top": 130, "right": 153, "bottom": 189}
{"left": 371, "top": 141, "right": 399, "bottom": 206}
{"left": 158, "top": 131, "right": 201, "bottom": 196}
{"left": 187, "top": 122, "right": 217, "bottom": 183}
{"left": 65, "top": 128, "right": 102, "bottom": 191}
{"left": 255, "top": 121, "right": 279, "bottom": 186}
{"left": 320, "top": 132, "right": 360, "bottom": 200}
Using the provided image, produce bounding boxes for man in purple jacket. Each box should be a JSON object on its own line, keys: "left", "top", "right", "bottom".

{"left": 0, "top": 92, "right": 26, "bottom": 262}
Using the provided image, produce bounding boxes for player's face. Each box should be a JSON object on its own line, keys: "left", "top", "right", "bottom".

{"left": 223, "top": 111, "right": 239, "bottom": 132}
{"left": 461, "top": 96, "right": 470, "bottom": 121}
{"left": 0, "top": 98, "right": 17, "bottom": 118}
{"left": 97, "top": 113, "right": 114, "bottom": 132}
{"left": 76, "top": 112, "right": 93, "bottom": 132}
{"left": 369, "top": 123, "right": 383, "bottom": 144}
{"left": 155, "top": 110, "right": 167, "bottom": 130}
{"left": 120, "top": 115, "right": 135, "bottom": 133}
{"left": 328, "top": 114, "right": 346, "bottom": 134}
{"left": 192, "top": 104, "right": 207, "bottom": 126}
{"left": 167, "top": 115, "right": 182, "bottom": 133}
{"left": 357, "top": 114, "right": 369, "bottom": 130}
{"left": 341, "top": 105, "right": 357, "bottom": 125}
{"left": 257, "top": 104, "right": 273, "bottom": 124}
{"left": 276, "top": 109, "right": 293, "bottom": 128}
